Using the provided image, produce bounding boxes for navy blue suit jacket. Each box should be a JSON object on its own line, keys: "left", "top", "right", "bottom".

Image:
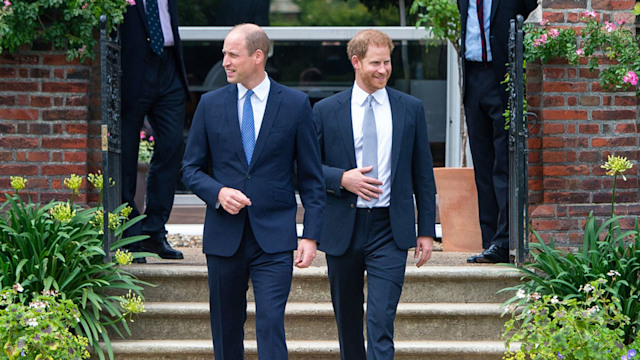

{"left": 120, "top": 0, "right": 189, "bottom": 105}
{"left": 182, "top": 80, "right": 325, "bottom": 256}
{"left": 313, "top": 87, "right": 436, "bottom": 256}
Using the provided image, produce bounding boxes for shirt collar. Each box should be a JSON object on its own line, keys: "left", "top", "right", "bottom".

{"left": 238, "top": 72, "right": 270, "bottom": 101}
{"left": 352, "top": 82, "right": 387, "bottom": 107}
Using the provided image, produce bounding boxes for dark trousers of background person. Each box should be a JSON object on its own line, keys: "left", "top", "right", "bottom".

{"left": 327, "top": 207, "right": 407, "bottom": 360}
{"left": 463, "top": 60, "right": 510, "bottom": 250}
{"left": 121, "top": 48, "right": 185, "bottom": 239}
{"left": 206, "top": 218, "right": 293, "bottom": 360}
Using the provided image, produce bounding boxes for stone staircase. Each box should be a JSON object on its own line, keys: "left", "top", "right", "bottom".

{"left": 103, "top": 250, "right": 521, "bottom": 360}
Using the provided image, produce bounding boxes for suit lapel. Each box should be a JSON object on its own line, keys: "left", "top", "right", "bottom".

{"left": 136, "top": 2, "right": 150, "bottom": 35}
{"left": 336, "top": 91, "right": 357, "bottom": 169}
{"left": 388, "top": 89, "right": 405, "bottom": 185}
{"left": 249, "top": 79, "right": 281, "bottom": 171}
{"left": 490, "top": 0, "right": 501, "bottom": 25}
{"left": 224, "top": 85, "right": 247, "bottom": 168}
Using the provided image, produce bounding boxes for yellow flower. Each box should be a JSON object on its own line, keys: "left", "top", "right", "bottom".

{"left": 88, "top": 171, "right": 114, "bottom": 191}
{"left": 119, "top": 290, "right": 145, "bottom": 322}
{"left": 10, "top": 176, "right": 26, "bottom": 191}
{"left": 90, "top": 210, "right": 104, "bottom": 234}
{"left": 108, "top": 212, "right": 120, "bottom": 231}
{"left": 49, "top": 202, "right": 76, "bottom": 224}
{"left": 120, "top": 206, "right": 133, "bottom": 219}
{"left": 64, "top": 174, "right": 83, "bottom": 193}
{"left": 114, "top": 249, "right": 133, "bottom": 266}
{"left": 601, "top": 155, "right": 633, "bottom": 180}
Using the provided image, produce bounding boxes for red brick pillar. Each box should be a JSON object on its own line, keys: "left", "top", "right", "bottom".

{"left": 527, "top": 1, "right": 640, "bottom": 247}
{"left": 0, "top": 49, "right": 101, "bottom": 205}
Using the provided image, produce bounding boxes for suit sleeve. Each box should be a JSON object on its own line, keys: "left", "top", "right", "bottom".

{"left": 412, "top": 103, "right": 437, "bottom": 238}
{"left": 181, "top": 96, "right": 226, "bottom": 207}
{"left": 522, "top": 0, "right": 538, "bottom": 18}
{"left": 295, "top": 97, "right": 326, "bottom": 241}
{"left": 312, "top": 102, "right": 347, "bottom": 197}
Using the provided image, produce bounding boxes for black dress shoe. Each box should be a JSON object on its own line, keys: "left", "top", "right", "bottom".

{"left": 467, "top": 245, "right": 509, "bottom": 263}
{"left": 131, "top": 257, "right": 147, "bottom": 264}
{"left": 141, "top": 233, "right": 184, "bottom": 260}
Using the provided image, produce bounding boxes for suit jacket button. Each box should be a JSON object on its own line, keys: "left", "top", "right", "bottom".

{"left": 247, "top": 175, "right": 251, "bottom": 179}
{"left": 350, "top": 204, "right": 355, "bottom": 208}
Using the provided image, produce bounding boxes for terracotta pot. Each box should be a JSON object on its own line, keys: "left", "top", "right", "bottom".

{"left": 434, "top": 167, "right": 483, "bottom": 252}
{"left": 134, "top": 162, "right": 149, "bottom": 213}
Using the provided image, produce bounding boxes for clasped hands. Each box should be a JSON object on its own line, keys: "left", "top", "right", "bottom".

{"left": 217, "top": 187, "right": 316, "bottom": 268}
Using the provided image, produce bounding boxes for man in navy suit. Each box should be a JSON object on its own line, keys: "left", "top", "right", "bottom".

{"left": 458, "top": 0, "right": 538, "bottom": 263}
{"left": 181, "top": 24, "right": 325, "bottom": 359}
{"left": 313, "top": 29, "right": 436, "bottom": 360}
{"left": 120, "top": 0, "right": 189, "bottom": 262}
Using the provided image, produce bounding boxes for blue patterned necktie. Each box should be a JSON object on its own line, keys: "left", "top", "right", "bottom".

{"left": 146, "top": 0, "right": 164, "bottom": 55}
{"left": 241, "top": 89, "right": 255, "bottom": 165}
{"left": 362, "top": 95, "right": 378, "bottom": 208}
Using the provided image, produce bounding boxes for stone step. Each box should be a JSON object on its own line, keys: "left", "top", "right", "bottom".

{"left": 117, "top": 302, "right": 508, "bottom": 342}
{"left": 106, "top": 339, "right": 514, "bottom": 360}
{"left": 128, "top": 265, "right": 521, "bottom": 304}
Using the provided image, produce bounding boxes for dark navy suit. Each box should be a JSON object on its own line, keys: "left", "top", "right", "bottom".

{"left": 458, "top": 0, "right": 538, "bottom": 250}
{"left": 120, "top": 0, "right": 189, "bottom": 237}
{"left": 181, "top": 79, "right": 325, "bottom": 359}
{"left": 313, "top": 87, "right": 436, "bottom": 359}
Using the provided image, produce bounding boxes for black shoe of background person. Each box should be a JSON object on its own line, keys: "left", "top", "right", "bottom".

{"left": 141, "top": 233, "right": 184, "bottom": 260}
{"left": 467, "top": 244, "right": 509, "bottom": 264}
{"left": 123, "top": 244, "right": 147, "bottom": 263}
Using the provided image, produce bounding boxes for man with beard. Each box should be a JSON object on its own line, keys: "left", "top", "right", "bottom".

{"left": 312, "top": 29, "right": 436, "bottom": 360}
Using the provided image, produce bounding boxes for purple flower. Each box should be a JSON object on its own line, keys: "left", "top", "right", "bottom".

{"left": 628, "top": 349, "right": 637, "bottom": 358}
{"left": 557, "top": 352, "right": 564, "bottom": 359}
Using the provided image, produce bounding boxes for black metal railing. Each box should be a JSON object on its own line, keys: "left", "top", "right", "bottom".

{"left": 508, "top": 15, "right": 537, "bottom": 267}
{"left": 100, "top": 15, "right": 122, "bottom": 262}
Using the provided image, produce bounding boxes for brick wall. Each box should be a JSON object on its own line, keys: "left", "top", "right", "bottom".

{"left": 527, "top": 0, "right": 640, "bottom": 246}
{"left": 0, "top": 47, "right": 102, "bottom": 205}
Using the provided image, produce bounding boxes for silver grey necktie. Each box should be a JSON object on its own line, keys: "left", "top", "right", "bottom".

{"left": 362, "top": 95, "right": 378, "bottom": 208}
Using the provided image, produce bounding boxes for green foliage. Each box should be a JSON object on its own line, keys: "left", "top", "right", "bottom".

{"left": 501, "top": 157, "right": 640, "bottom": 348}
{"left": 271, "top": 0, "right": 399, "bottom": 26}
{"left": 0, "top": 289, "right": 90, "bottom": 360}
{"left": 525, "top": 11, "right": 640, "bottom": 95}
{"left": 0, "top": 176, "right": 153, "bottom": 360}
{"left": 410, "top": 0, "right": 460, "bottom": 52}
{"left": 503, "top": 279, "right": 639, "bottom": 360}
{"left": 138, "top": 131, "right": 155, "bottom": 164}
{"left": 0, "top": 0, "right": 133, "bottom": 61}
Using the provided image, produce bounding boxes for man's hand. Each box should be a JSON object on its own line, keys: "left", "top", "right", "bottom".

{"left": 341, "top": 166, "right": 383, "bottom": 201}
{"left": 218, "top": 187, "right": 252, "bottom": 215}
{"left": 295, "top": 238, "right": 317, "bottom": 268}
{"left": 414, "top": 236, "right": 434, "bottom": 267}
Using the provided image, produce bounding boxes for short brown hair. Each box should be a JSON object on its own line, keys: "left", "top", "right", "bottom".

{"left": 347, "top": 29, "right": 394, "bottom": 60}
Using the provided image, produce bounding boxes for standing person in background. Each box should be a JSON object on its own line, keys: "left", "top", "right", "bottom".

{"left": 459, "top": 0, "right": 538, "bottom": 263}
{"left": 313, "top": 29, "right": 436, "bottom": 360}
{"left": 181, "top": 24, "right": 325, "bottom": 359}
{"left": 120, "top": 0, "right": 190, "bottom": 262}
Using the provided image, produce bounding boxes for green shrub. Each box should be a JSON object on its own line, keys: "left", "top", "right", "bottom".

{"left": 0, "top": 175, "right": 151, "bottom": 360}
{"left": 0, "top": 288, "right": 90, "bottom": 360}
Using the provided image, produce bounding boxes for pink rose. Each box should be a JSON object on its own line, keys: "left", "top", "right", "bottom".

{"left": 548, "top": 29, "right": 559, "bottom": 38}
{"left": 576, "top": 49, "right": 584, "bottom": 56}
{"left": 604, "top": 21, "right": 617, "bottom": 32}
{"left": 126, "top": 0, "right": 136, "bottom": 5}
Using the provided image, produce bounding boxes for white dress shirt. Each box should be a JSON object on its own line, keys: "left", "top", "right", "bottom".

{"left": 351, "top": 83, "right": 392, "bottom": 208}
{"left": 237, "top": 73, "right": 271, "bottom": 141}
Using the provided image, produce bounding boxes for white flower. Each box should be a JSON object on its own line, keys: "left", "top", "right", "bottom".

{"left": 607, "top": 270, "right": 621, "bottom": 277}
{"left": 530, "top": 292, "right": 541, "bottom": 301}
{"left": 26, "top": 318, "right": 38, "bottom": 327}
{"left": 516, "top": 289, "right": 526, "bottom": 299}
{"left": 29, "top": 300, "right": 47, "bottom": 309}
{"left": 581, "top": 283, "right": 594, "bottom": 293}
{"left": 586, "top": 305, "right": 601, "bottom": 315}
{"left": 502, "top": 304, "right": 518, "bottom": 315}
{"left": 550, "top": 295, "right": 559, "bottom": 304}
{"left": 13, "top": 283, "right": 23, "bottom": 293}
